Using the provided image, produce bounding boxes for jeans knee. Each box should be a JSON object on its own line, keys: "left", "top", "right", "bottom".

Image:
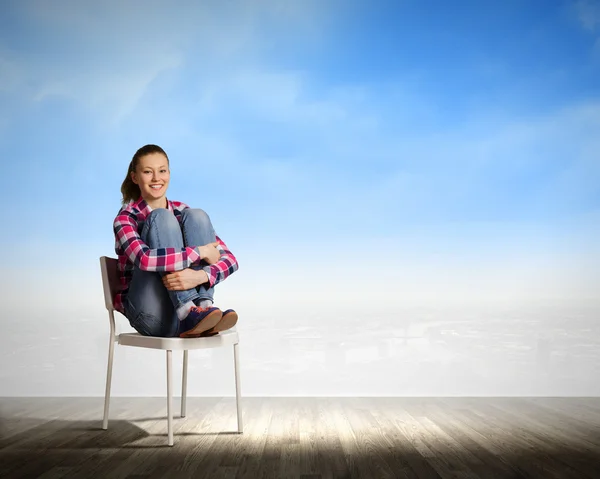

{"left": 147, "top": 208, "right": 178, "bottom": 228}
{"left": 145, "top": 209, "right": 181, "bottom": 241}
{"left": 183, "top": 208, "right": 211, "bottom": 227}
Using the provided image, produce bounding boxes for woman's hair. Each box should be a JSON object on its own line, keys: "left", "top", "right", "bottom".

{"left": 120, "top": 144, "right": 169, "bottom": 205}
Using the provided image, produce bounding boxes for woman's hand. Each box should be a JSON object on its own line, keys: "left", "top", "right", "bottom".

{"left": 198, "top": 242, "right": 221, "bottom": 265}
{"left": 162, "top": 269, "right": 208, "bottom": 291}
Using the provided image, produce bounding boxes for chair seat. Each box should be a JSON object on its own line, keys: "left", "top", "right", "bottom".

{"left": 118, "top": 329, "right": 239, "bottom": 350}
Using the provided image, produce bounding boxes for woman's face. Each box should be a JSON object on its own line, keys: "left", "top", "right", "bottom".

{"left": 131, "top": 152, "right": 170, "bottom": 203}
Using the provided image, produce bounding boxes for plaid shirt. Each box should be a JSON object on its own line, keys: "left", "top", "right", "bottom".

{"left": 112, "top": 197, "right": 238, "bottom": 314}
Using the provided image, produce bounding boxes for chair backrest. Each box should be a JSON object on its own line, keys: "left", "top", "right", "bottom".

{"left": 100, "top": 256, "right": 120, "bottom": 311}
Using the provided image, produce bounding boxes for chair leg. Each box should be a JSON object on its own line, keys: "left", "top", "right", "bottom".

{"left": 234, "top": 342, "right": 243, "bottom": 433}
{"left": 102, "top": 331, "right": 115, "bottom": 430}
{"left": 167, "top": 349, "right": 174, "bottom": 446}
{"left": 181, "top": 350, "right": 188, "bottom": 418}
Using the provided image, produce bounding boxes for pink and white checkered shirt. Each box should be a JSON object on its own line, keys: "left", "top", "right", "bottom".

{"left": 112, "top": 197, "right": 238, "bottom": 314}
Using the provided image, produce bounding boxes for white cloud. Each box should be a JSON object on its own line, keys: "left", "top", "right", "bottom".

{"left": 575, "top": 0, "right": 600, "bottom": 31}
{"left": 33, "top": 51, "right": 183, "bottom": 124}
{"left": 186, "top": 61, "right": 600, "bottom": 224}
{"left": 7, "top": 0, "right": 329, "bottom": 125}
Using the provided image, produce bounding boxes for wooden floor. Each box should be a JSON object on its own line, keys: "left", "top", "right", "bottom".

{"left": 1, "top": 397, "right": 599, "bottom": 478}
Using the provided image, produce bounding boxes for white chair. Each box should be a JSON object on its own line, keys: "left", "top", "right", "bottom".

{"left": 99, "top": 256, "right": 243, "bottom": 446}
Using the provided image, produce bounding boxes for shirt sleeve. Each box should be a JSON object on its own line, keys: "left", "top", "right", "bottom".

{"left": 203, "top": 236, "right": 239, "bottom": 287}
{"left": 113, "top": 211, "right": 201, "bottom": 272}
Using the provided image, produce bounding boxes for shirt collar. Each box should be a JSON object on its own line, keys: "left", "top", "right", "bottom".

{"left": 131, "top": 196, "right": 173, "bottom": 215}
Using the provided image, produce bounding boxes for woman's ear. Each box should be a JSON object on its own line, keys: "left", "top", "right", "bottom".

{"left": 130, "top": 171, "right": 138, "bottom": 185}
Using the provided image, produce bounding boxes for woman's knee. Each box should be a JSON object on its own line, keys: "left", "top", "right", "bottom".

{"left": 143, "top": 209, "right": 182, "bottom": 247}
{"left": 147, "top": 208, "right": 179, "bottom": 229}
{"left": 182, "top": 208, "right": 212, "bottom": 228}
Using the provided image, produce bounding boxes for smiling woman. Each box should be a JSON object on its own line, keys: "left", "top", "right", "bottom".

{"left": 113, "top": 144, "right": 239, "bottom": 338}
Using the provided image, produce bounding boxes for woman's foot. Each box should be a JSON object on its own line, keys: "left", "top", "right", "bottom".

{"left": 204, "top": 309, "right": 238, "bottom": 335}
{"left": 188, "top": 309, "right": 238, "bottom": 337}
{"left": 179, "top": 306, "right": 222, "bottom": 338}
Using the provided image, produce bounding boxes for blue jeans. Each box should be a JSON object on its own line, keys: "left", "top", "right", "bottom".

{"left": 124, "top": 208, "right": 217, "bottom": 337}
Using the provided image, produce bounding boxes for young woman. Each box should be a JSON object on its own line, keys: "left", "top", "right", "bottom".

{"left": 113, "top": 144, "right": 239, "bottom": 338}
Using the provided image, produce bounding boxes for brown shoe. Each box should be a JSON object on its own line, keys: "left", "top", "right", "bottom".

{"left": 200, "top": 309, "right": 238, "bottom": 336}
{"left": 179, "top": 307, "right": 222, "bottom": 338}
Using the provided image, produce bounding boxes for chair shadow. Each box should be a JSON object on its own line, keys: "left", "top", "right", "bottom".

{"left": 0, "top": 416, "right": 240, "bottom": 450}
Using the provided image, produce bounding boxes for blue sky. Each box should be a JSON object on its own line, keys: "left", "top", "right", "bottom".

{"left": 1, "top": 0, "right": 599, "bottom": 302}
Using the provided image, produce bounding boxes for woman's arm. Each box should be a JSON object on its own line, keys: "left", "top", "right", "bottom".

{"left": 113, "top": 212, "right": 201, "bottom": 272}
{"left": 161, "top": 236, "right": 239, "bottom": 291}
{"left": 162, "top": 268, "right": 209, "bottom": 291}
{"left": 202, "top": 236, "right": 239, "bottom": 287}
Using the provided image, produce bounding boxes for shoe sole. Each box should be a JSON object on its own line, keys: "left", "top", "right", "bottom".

{"left": 179, "top": 309, "right": 223, "bottom": 338}
{"left": 209, "top": 311, "right": 238, "bottom": 333}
